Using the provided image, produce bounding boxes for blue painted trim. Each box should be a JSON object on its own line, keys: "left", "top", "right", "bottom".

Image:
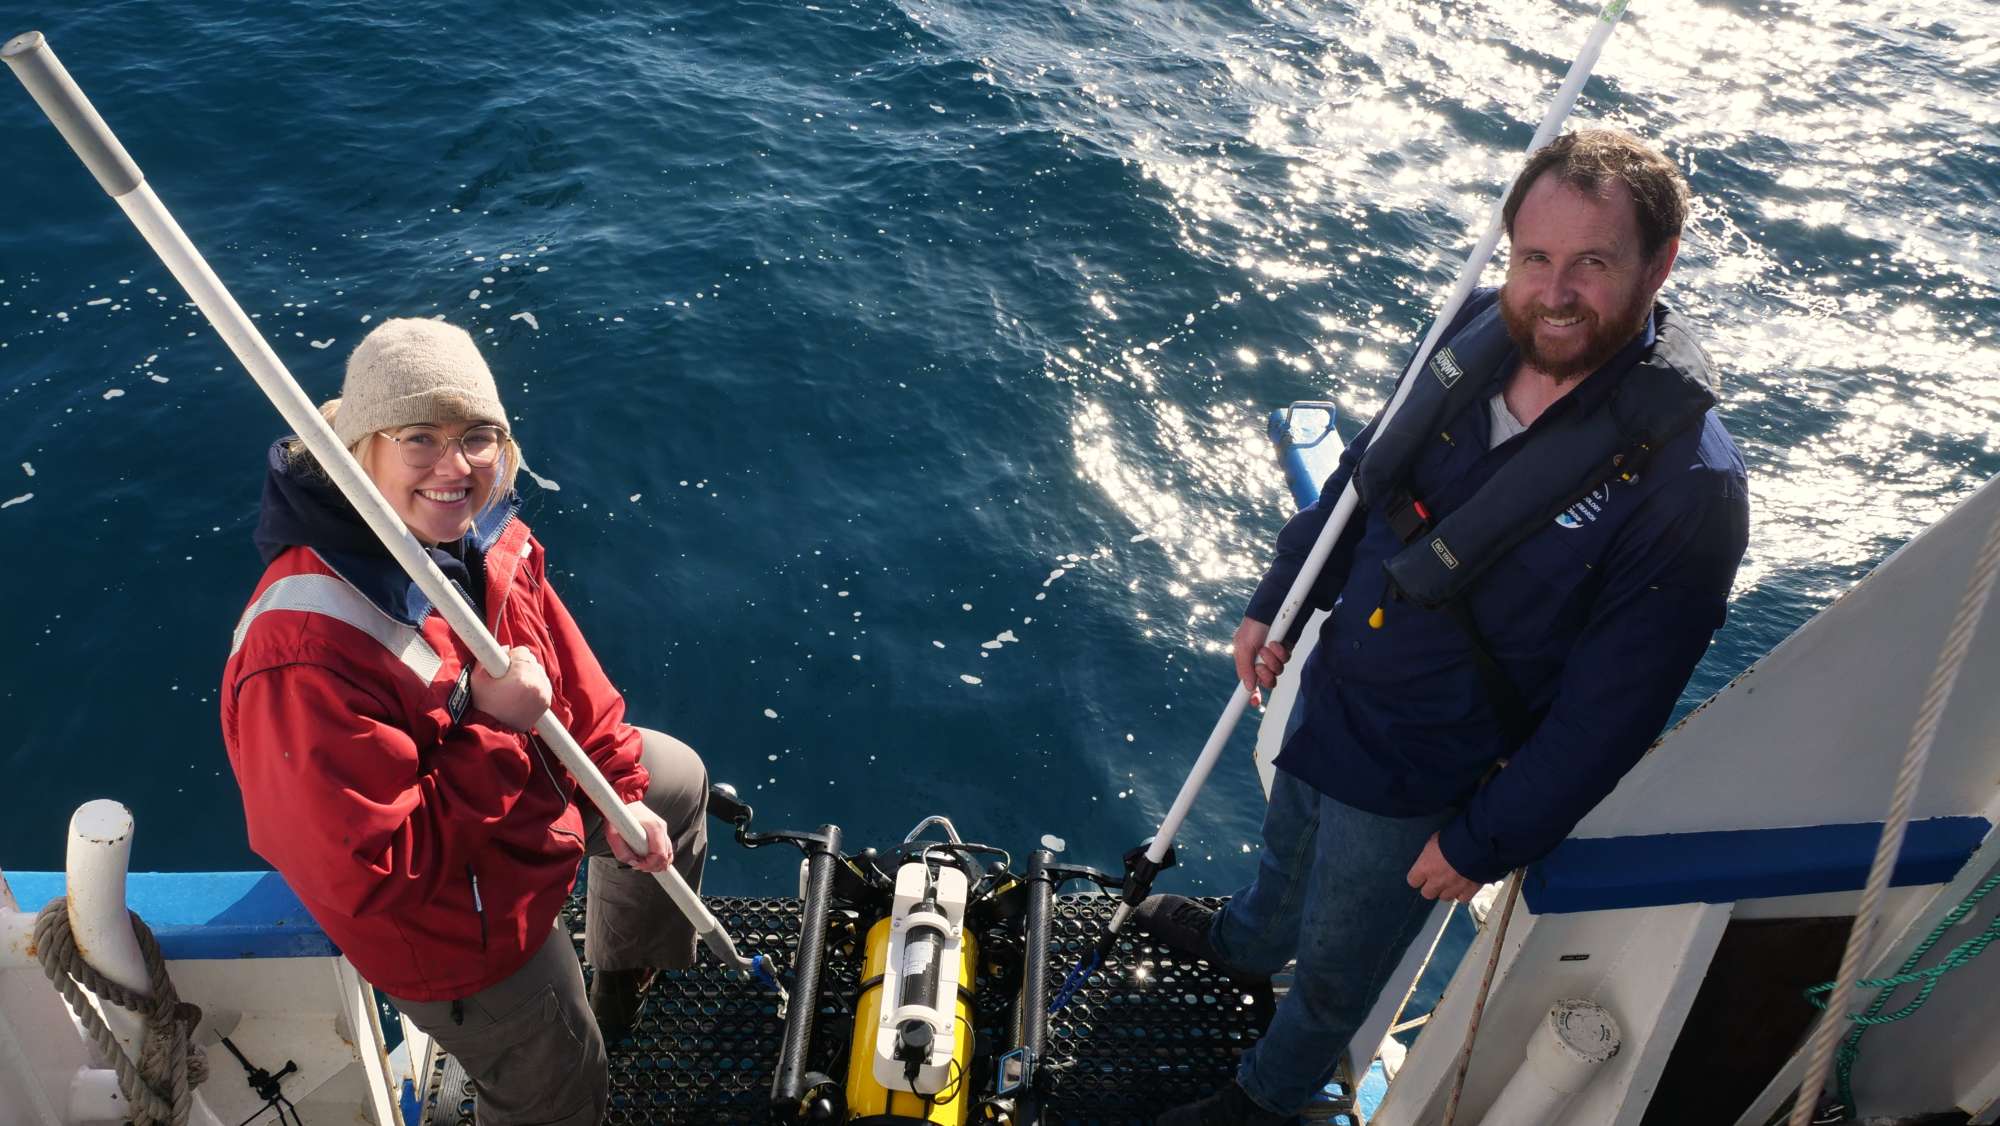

{"left": 1268, "top": 403, "right": 1341, "bottom": 512}
{"left": 1524, "top": 817, "right": 1992, "bottom": 915}
{"left": 6, "top": 870, "right": 338, "bottom": 959}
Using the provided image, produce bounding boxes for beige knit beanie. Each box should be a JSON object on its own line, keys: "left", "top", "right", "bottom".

{"left": 327, "top": 318, "right": 508, "bottom": 444}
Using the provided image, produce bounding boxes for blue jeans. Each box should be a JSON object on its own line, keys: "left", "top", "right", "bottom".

{"left": 1211, "top": 707, "right": 1452, "bottom": 1114}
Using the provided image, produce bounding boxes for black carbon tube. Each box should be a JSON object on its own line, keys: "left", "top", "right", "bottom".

{"left": 770, "top": 824, "right": 840, "bottom": 1117}
{"left": 1017, "top": 847, "right": 1056, "bottom": 1111}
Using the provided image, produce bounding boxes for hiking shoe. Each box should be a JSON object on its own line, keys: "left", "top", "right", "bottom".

{"left": 1155, "top": 1079, "right": 1297, "bottom": 1125}
{"left": 1134, "top": 895, "right": 1260, "bottom": 980}
{"left": 588, "top": 967, "right": 656, "bottom": 1047}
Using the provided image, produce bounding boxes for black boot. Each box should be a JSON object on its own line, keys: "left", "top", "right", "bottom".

{"left": 588, "top": 967, "right": 656, "bottom": 1047}
{"left": 1133, "top": 895, "right": 1266, "bottom": 985}
{"left": 1155, "top": 1079, "right": 1296, "bottom": 1125}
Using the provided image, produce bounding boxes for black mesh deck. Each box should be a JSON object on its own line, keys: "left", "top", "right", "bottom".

{"left": 422, "top": 894, "right": 1358, "bottom": 1124}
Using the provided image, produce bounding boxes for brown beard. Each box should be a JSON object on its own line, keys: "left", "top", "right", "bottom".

{"left": 1500, "top": 281, "right": 1656, "bottom": 383}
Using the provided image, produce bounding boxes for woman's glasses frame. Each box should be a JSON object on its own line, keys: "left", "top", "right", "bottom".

{"left": 376, "top": 425, "right": 509, "bottom": 469}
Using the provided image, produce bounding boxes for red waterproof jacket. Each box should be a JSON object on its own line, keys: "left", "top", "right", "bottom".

{"left": 221, "top": 511, "right": 649, "bottom": 1001}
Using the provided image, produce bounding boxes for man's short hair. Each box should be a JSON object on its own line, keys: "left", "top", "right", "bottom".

{"left": 1502, "top": 129, "right": 1688, "bottom": 260}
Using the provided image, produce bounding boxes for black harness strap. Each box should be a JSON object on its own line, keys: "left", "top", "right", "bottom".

{"left": 1380, "top": 489, "right": 1538, "bottom": 746}
{"left": 1354, "top": 299, "right": 1719, "bottom": 748}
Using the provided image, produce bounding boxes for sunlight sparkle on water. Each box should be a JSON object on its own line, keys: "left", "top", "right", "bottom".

{"left": 1011, "top": 0, "right": 2000, "bottom": 641}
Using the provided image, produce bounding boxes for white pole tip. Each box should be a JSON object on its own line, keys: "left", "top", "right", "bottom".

{"left": 3, "top": 30, "right": 45, "bottom": 58}
{"left": 70, "top": 800, "right": 133, "bottom": 845}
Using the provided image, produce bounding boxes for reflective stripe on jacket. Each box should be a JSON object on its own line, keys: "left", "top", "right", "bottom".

{"left": 220, "top": 514, "right": 649, "bottom": 1001}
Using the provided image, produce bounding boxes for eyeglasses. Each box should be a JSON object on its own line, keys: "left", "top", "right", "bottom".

{"left": 377, "top": 425, "right": 508, "bottom": 469}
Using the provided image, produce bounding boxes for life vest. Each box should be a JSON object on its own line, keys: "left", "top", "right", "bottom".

{"left": 1354, "top": 300, "right": 1720, "bottom": 611}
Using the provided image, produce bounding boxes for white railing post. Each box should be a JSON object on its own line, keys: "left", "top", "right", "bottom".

{"left": 61, "top": 802, "right": 226, "bottom": 1126}
{"left": 65, "top": 801, "right": 152, "bottom": 1066}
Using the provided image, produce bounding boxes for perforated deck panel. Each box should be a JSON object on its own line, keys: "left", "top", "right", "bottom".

{"left": 419, "top": 894, "right": 1351, "bottom": 1124}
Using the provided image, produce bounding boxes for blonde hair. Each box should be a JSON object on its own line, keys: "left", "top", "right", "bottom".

{"left": 282, "top": 400, "right": 524, "bottom": 521}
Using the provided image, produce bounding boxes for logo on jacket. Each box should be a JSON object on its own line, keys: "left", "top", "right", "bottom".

{"left": 1431, "top": 348, "right": 1464, "bottom": 389}
{"left": 1555, "top": 485, "right": 1614, "bottom": 529}
{"left": 1431, "top": 537, "right": 1461, "bottom": 570}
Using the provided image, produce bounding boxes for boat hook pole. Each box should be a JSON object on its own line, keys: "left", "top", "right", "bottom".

{"left": 3, "top": 31, "right": 785, "bottom": 1002}
{"left": 1050, "top": 0, "right": 1633, "bottom": 1014}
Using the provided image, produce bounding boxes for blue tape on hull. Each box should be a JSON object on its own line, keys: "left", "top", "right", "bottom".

{"left": 1524, "top": 816, "right": 1992, "bottom": 914}
{"left": 6, "top": 870, "right": 336, "bottom": 959}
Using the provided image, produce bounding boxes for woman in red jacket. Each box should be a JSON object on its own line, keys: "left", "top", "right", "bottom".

{"left": 222, "top": 317, "right": 705, "bottom": 1125}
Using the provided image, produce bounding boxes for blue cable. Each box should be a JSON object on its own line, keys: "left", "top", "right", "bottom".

{"left": 1047, "top": 948, "right": 1101, "bottom": 1016}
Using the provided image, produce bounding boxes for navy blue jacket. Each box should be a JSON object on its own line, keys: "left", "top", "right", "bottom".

{"left": 1244, "top": 290, "right": 1750, "bottom": 881}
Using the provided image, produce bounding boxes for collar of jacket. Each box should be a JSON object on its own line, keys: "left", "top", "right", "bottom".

{"left": 253, "top": 439, "right": 521, "bottom": 626}
{"left": 1359, "top": 295, "right": 1719, "bottom": 609}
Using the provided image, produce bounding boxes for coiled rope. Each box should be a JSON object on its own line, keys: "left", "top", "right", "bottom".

{"left": 1788, "top": 496, "right": 2000, "bottom": 1126}
{"left": 33, "top": 899, "right": 209, "bottom": 1126}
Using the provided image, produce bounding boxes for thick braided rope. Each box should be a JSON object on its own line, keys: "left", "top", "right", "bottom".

{"left": 1788, "top": 500, "right": 2000, "bottom": 1126}
{"left": 33, "top": 900, "right": 209, "bottom": 1126}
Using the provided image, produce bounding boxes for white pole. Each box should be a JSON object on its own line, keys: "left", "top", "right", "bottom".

{"left": 1104, "top": 0, "right": 1635, "bottom": 939}
{"left": 2, "top": 31, "right": 770, "bottom": 987}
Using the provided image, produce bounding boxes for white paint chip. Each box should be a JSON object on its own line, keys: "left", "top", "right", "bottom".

{"left": 20, "top": 463, "right": 32, "bottom": 477}
{"left": 511, "top": 311, "right": 540, "bottom": 331}
{"left": 1040, "top": 834, "right": 1066, "bottom": 852}
{"left": 763, "top": 708, "right": 779, "bottom": 719}
{"left": 102, "top": 388, "right": 124, "bottom": 399}
{"left": 959, "top": 674, "right": 982, "bottom": 685}
{"left": 150, "top": 374, "right": 169, "bottom": 383}
{"left": 931, "top": 640, "right": 945, "bottom": 649}
{"left": 1, "top": 493, "right": 30, "bottom": 509}
{"left": 524, "top": 466, "right": 561, "bottom": 491}
{"left": 309, "top": 338, "right": 335, "bottom": 349}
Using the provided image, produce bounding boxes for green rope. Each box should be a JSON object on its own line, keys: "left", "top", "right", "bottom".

{"left": 1802, "top": 870, "right": 2000, "bottom": 1112}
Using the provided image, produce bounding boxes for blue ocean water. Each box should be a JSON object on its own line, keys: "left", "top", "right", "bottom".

{"left": 3, "top": 0, "right": 1997, "bottom": 939}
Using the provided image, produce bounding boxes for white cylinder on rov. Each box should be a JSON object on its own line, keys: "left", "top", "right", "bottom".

{"left": 1479, "top": 998, "right": 1621, "bottom": 1126}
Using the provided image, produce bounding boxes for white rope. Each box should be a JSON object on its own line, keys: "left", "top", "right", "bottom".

{"left": 1441, "top": 870, "right": 1523, "bottom": 1126}
{"left": 1787, "top": 498, "right": 2000, "bottom": 1125}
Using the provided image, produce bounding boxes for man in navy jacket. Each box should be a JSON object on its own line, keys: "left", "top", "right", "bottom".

{"left": 1149, "top": 130, "right": 1750, "bottom": 1125}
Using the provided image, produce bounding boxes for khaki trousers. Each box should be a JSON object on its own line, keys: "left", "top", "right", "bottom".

{"left": 390, "top": 727, "right": 708, "bottom": 1125}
